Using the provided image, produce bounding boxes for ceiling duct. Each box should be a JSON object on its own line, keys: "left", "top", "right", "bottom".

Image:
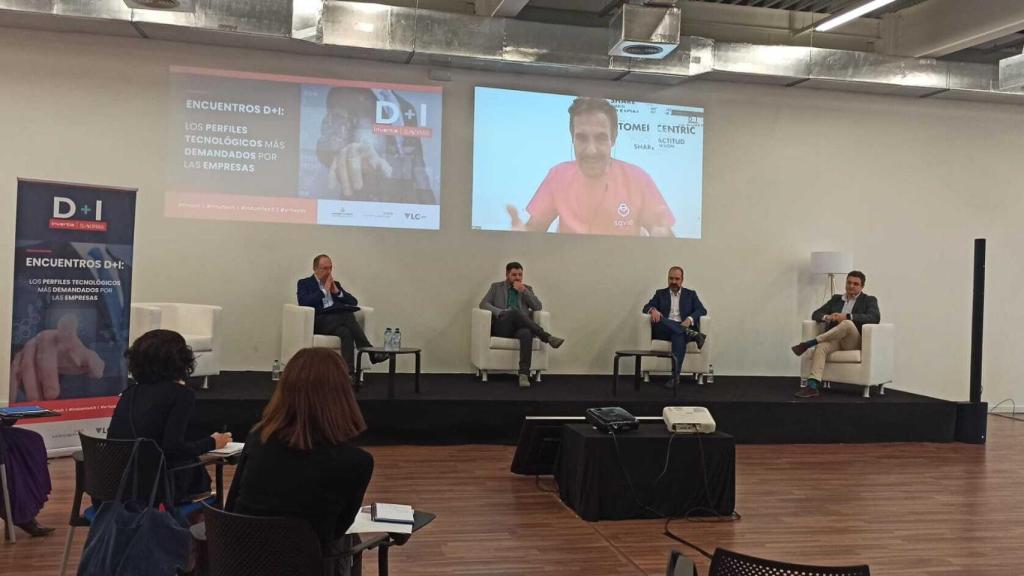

{"left": 999, "top": 48, "right": 1024, "bottom": 91}
{"left": 0, "top": 0, "right": 1022, "bottom": 104}
{"left": 608, "top": 4, "right": 680, "bottom": 60}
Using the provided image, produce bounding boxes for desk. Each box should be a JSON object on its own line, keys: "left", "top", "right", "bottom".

{"left": 190, "top": 510, "right": 435, "bottom": 576}
{"left": 613, "top": 349, "right": 678, "bottom": 397}
{"left": 198, "top": 452, "right": 239, "bottom": 509}
{"left": 556, "top": 423, "right": 735, "bottom": 521}
{"left": 355, "top": 347, "right": 422, "bottom": 400}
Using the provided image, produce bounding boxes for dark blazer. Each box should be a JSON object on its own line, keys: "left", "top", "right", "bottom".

{"left": 811, "top": 293, "right": 880, "bottom": 332}
{"left": 226, "top": 434, "right": 374, "bottom": 544}
{"left": 642, "top": 287, "right": 707, "bottom": 328}
{"left": 296, "top": 275, "right": 359, "bottom": 315}
{"left": 107, "top": 381, "right": 214, "bottom": 500}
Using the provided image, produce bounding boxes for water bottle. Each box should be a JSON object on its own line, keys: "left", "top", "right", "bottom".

{"left": 705, "top": 364, "right": 714, "bottom": 385}
{"left": 383, "top": 328, "right": 394, "bottom": 351}
{"left": 271, "top": 359, "right": 282, "bottom": 381}
{"left": 393, "top": 328, "right": 402, "bottom": 350}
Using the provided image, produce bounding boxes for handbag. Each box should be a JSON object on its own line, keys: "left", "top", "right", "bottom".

{"left": 76, "top": 439, "right": 192, "bottom": 576}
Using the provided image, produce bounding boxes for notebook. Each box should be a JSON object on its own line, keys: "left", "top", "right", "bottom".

{"left": 370, "top": 503, "right": 415, "bottom": 525}
{"left": 347, "top": 507, "right": 413, "bottom": 535}
{"left": 208, "top": 442, "right": 244, "bottom": 457}
{"left": 0, "top": 405, "right": 55, "bottom": 418}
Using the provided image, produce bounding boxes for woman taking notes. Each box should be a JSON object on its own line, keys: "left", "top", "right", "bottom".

{"left": 226, "top": 348, "right": 374, "bottom": 571}
{"left": 108, "top": 329, "right": 232, "bottom": 502}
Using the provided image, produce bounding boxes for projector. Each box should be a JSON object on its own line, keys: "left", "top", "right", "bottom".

{"left": 662, "top": 406, "right": 716, "bottom": 434}
{"left": 585, "top": 407, "right": 639, "bottom": 434}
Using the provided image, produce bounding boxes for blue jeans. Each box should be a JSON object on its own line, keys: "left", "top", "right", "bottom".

{"left": 651, "top": 318, "right": 691, "bottom": 376}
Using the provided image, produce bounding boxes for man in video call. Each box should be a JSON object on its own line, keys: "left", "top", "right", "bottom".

{"left": 479, "top": 262, "right": 564, "bottom": 388}
{"left": 315, "top": 87, "right": 436, "bottom": 205}
{"left": 506, "top": 97, "right": 676, "bottom": 236}
{"left": 297, "top": 254, "right": 386, "bottom": 372}
{"left": 790, "top": 270, "right": 880, "bottom": 399}
{"left": 643, "top": 266, "right": 707, "bottom": 383}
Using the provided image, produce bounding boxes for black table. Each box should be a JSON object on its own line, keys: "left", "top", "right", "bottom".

{"left": 355, "top": 347, "right": 421, "bottom": 400}
{"left": 613, "top": 349, "right": 679, "bottom": 397}
{"left": 556, "top": 423, "right": 735, "bottom": 521}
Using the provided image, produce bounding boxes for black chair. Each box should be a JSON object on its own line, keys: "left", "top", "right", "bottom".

{"left": 60, "top": 434, "right": 166, "bottom": 576}
{"left": 202, "top": 503, "right": 385, "bottom": 576}
{"left": 708, "top": 548, "right": 870, "bottom": 576}
{"left": 61, "top": 433, "right": 213, "bottom": 575}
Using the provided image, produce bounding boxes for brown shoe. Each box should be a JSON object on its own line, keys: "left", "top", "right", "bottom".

{"left": 791, "top": 342, "right": 809, "bottom": 356}
{"left": 793, "top": 387, "right": 819, "bottom": 398}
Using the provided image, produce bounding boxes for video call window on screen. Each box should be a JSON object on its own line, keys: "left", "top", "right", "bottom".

{"left": 165, "top": 66, "right": 444, "bottom": 230}
{"left": 471, "top": 86, "right": 704, "bottom": 238}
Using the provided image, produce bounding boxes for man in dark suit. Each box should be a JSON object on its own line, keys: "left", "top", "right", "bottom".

{"left": 791, "top": 270, "right": 880, "bottom": 398}
{"left": 297, "top": 254, "right": 384, "bottom": 371}
{"left": 479, "top": 261, "right": 564, "bottom": 388}
{"left": 642, "top": 266, "right": 708, "bottom": 381}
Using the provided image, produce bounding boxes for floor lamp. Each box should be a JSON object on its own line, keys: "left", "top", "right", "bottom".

{"left": 811, "top": 251, "right": 853, "bottom": 300}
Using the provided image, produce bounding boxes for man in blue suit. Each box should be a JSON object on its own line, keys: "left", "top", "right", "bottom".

{"left": 297, "top": 254, "right": 385, "bottom": 371}
{"left": 642, "top": 266, "right": 707, "bottom": 380}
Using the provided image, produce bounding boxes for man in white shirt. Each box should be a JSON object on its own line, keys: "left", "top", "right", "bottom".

{"left": 642, "top": 267, "right": 708, "bottom": 381}
{"left": 791, "top": 270, "right": 881, "bottom": 398}
{"left": 296, "top": 254, "right": 384, "bottom": 371}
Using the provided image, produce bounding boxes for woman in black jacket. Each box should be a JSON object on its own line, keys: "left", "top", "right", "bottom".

{"left": 108, "top": 330, "right": 231, "bottom": 501}
{"left": 226, "top": 348, "right": 373, "bottom": 569}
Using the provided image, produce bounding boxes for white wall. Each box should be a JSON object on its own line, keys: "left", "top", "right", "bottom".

{"left": 2, "top": 28, "right": 1022, "bottom": 405}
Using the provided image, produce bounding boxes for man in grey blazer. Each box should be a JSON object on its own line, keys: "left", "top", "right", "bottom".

{"left": 479, "top": 261, "right": 565, "bottom": 387}
{"left": 791, "top": 270, "right": 881, "bottom": 398}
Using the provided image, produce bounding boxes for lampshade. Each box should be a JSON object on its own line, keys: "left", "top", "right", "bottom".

{"left": 810, "top": 251, "right": 853, "bottom": 275}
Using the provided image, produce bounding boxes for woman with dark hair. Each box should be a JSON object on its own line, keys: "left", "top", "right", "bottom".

{"left": 108, "top": 329, "right": 231, "bottom": 501}
{"left": 226, "top": 348, "right": 373, "bottom": 564}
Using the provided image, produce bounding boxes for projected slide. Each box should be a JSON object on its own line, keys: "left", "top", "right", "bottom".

{"left": 166, "top": 67, "right": 443, "bottom": 229}
{"left": 472, "top": 87, "right": 703, "bottom": 238}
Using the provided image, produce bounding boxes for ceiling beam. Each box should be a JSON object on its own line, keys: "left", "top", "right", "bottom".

{"left": 474, "top": 0, "right": 531, "bottom": 18}
{"left": 885, "top": 0, "right": 1024, "bottom": 57}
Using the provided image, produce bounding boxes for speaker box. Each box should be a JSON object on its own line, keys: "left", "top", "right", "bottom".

{"left": 955, "top": 402, "right": 988, "bottom": 444}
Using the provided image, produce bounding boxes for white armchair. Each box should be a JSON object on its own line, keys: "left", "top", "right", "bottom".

{"left": 128, "top": 303, "right": 162, "bottom": 345}
{"left": 636, "top": 314, "right": 711, "bottom": 384}
{"left": 132, "top": 303, "right": 223, "bottom": 386}
{"left": 471, "top": 308, "right": 550, "bottom": 382}
{"left": 280, "top": 304, "right": 375, "bottom": 368}
{"left": 800, "top": 321, "right": 894, "bottom": 398}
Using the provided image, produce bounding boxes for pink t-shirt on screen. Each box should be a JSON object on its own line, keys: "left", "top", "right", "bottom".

{"left": 525, "top": 160, "right": 675, "bottom": 235}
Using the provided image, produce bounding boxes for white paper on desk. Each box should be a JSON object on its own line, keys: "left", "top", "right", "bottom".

{"left": 346, "top": 508, "right": 413, "bottom": 535}
{"left": 208, "top": 442, "right": 244, "bottom": 457}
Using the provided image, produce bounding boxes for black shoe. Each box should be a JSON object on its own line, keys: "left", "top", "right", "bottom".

{"left": 370, "top": 352, "right": 389, "bottom": 364}
{"left": 547, "top": 336, "right": 564, "bottom": 349}
{"left": 791, "top": 342, "right": 809, "bottom": 356}
{"left": 687, "top": 330, "right": 707, "bottom": 350}
{"left": 16, "top": 520, "right": 55, "bottom": 537}
{"left": 794, "top": 387, "right": 819, "bottom": 398}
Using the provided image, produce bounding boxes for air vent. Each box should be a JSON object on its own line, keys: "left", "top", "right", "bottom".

{"left": 608, "top": 4, "right": 680, "bottom": 60}
{"left": 123, "top": 0, "right": 194, "bottom": 12}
